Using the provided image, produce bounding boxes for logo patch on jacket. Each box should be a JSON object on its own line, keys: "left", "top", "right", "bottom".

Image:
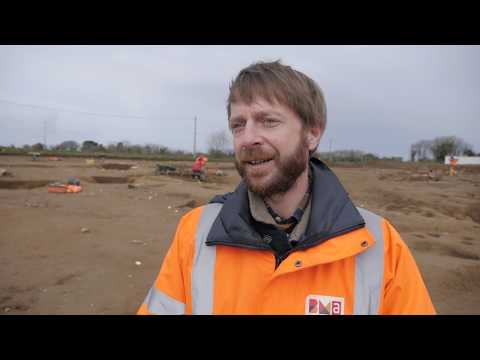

{"left": 305, "top": 295, "right": 344, "bottom": 315}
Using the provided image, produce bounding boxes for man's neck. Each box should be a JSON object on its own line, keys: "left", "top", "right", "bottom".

{"left": 264, "top": 167, "right": 310, "bottom": 220}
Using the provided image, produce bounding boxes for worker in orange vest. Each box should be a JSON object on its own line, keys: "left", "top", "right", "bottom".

{"left": 138, "top": 61, "right": 435, "bottom": 315}
{"left": 449, "top": 155, "right": 458, "bottom": 176}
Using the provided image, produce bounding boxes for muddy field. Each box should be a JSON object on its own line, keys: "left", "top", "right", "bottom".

{"left": 1, "top": 155, "right": 479, "bottom": 314}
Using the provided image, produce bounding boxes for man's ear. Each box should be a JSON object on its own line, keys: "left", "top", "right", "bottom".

{"left": 306, "top": 126, "right": 323, "bottom": 152}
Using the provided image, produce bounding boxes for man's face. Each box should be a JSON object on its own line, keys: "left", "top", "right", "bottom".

{"left": 229, "top": 97, "right": 319, "bottom": 198}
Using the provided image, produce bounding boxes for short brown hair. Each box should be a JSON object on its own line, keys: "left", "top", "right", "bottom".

{"left": 227, "top": 60, "right": 327, "bottom": 132}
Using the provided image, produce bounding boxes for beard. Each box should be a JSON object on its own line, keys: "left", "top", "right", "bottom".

{"left": 234, "top": 135, "right": 309, "bottom": 198}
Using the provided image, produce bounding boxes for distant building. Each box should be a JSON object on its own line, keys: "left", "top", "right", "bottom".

{"left": 444, "top": 156, "right": 480, "bottom": 165}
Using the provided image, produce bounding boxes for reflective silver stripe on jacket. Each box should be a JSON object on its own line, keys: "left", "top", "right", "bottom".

{"left": 143, "top": 286, "right": 185, "bottom": 314}
{"left": 354, "top": 207, "right": 385, "bottom": 315}
{"left": 191, "top": 203, "right": 223, "bottom": 314}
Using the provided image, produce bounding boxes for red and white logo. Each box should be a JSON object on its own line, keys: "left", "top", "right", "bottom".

{"left": 305, "top": 295, "right": 345, "bottom": 315}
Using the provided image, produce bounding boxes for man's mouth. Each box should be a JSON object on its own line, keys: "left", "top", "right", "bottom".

{"left": 245, "top": 159, "right": 273, "bottom": 166}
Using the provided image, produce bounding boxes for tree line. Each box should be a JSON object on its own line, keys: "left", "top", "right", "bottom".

{"left": 410, "top": 136, "right": 477, "bottom": 162}
{"left": 316, "top": 150, "right": 401, "bottom": 163}
{"left": 4, "top": 140, "right": 179, "bottom": 155}
{"left": 4, "top": 133, "right": 475, "bottom": 164}
{"left": 0, "top": 130, "right": 235, "bottom": 159}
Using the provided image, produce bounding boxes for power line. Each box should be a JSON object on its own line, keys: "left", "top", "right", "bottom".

{"left": 0, "top": 98, "right": 156, "bottom": 121}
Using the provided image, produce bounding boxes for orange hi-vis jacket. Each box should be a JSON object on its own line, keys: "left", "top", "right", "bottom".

{"left": 192, "top": 156, "right": 208, "bottom": 172}
{"left": 138, "top": 159, "right": 436, "bottom": 315}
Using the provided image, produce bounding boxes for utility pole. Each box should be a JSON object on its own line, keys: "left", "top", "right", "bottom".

{"left": 43, "top": 119, "right": 47, "bottom": 149}
{"left": 329, "top": 138, "right": 332, "bottom": 153}
{"left": 193, "top": 116, "right": 197, "bottom": 157}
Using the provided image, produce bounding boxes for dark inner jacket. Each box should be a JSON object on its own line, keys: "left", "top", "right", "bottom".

{"left": 207, "top": 157, "right": 366, "bottom": 264}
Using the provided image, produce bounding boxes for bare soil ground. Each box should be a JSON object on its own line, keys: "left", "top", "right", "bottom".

{"left": 1, "top": 156, "right": 479, "bottom": 314}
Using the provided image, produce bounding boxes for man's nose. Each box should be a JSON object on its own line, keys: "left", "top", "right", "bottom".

{"left": 240, "top": 121, "right": 263, "bottom": 147}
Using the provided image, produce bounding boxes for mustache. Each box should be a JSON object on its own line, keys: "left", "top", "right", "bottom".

{"left": 237, "top": 146, "right": 275, "bottom": 162}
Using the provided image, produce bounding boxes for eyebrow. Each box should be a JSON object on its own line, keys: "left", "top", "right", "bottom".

{"left": 228, "top": 115, "right": 245, "bottom": 124}
{"left": 230, "top": 110, "right": 284, "bottom": 123}
{"left": 254, "top": 110, "right": 283, "bottom": 119}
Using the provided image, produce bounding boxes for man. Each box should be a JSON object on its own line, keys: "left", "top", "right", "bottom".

{"left": 191, "top": 154, "right": 208, "bottom": 181}
{"left": 138, "top": 60, "right": 435, "bottom": 315}
{"left": 449, "top": 155, "right": 458, "bottom": 176}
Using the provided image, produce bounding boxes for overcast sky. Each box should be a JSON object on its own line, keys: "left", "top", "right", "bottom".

{"left": 0, "top": 45, "right": 479, "bottom": 159}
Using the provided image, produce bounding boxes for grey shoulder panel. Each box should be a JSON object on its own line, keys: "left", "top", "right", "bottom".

{"left": 354, "top": 207, "right": 385, "bottom": 315}
{"left": 191, "top": 203, "right": 223, "bottom": 314}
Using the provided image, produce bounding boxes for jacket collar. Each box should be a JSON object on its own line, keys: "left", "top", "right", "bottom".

{"left": 207, "top": 157, "right": 365, "bottom": 251}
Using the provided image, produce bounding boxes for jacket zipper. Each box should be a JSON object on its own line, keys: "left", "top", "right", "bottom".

{"left": 274, "top": 252, "right": 289, "bottom": 270}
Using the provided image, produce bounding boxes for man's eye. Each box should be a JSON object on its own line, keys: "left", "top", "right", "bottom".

{"left": 263, "top": 118, "right": 279, "bottom": 127}
{"left": 230, "top": 123, "right": 244, "bottom": 132}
